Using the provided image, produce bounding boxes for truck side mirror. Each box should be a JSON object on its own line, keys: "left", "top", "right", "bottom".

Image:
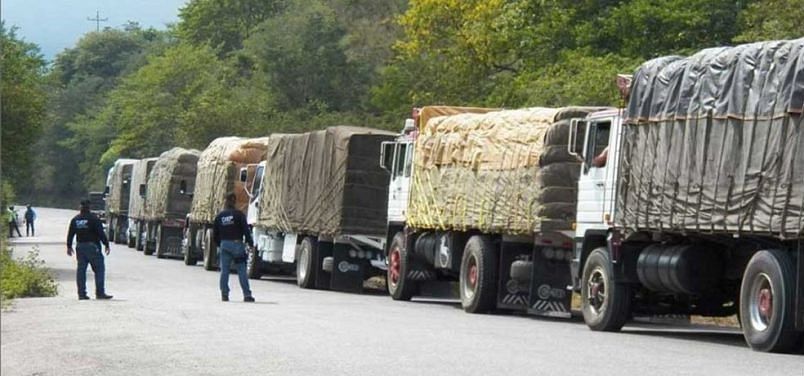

{"left": 380, "top": 141, "right": 394, "bottom": 172}
{"left": 139, "top": 184, "right": 146, "bottom": 197}
{"left": 103, "top": 186, "right": 110, "bottom": 196}
{"left": 239, "top": 168, "right": 248, "bottom": 183}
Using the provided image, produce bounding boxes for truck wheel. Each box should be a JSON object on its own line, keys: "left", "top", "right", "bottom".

{"left": 460, "top": 235, "right": 498, "bottom": 313}
{"left": 247, "top": 246, "right": 263, "bottom": 280}
{"left": 107, "top": 217, "right": 115, "bottom": 241}
{"left": 155, "top": 225, "right": 166, "bottom": 259}
{"left": 183, "top": 225, "right": 197, "bottom": 266}
{"left": 296, "top": 237, "right": 317, "bottom": 289}
{"left": 143, "top": 223, "right": 155, "bottom": 256}
{"left": 581, "top": 247, "right": 632, "bottom": 331}
{"left": 135, "top": 222, "right": 144, "bottom": 251}
{"left": 388, "top": 232, "right": 416, "bottom": 301}
{"left": 126, "top": 221, "right": 136, "bottom": 248}
{"left": 114, "top": 219, "right": 125, "bottom": 244}
{"left": 740, "top": 250, "right": 801, "bottom": 353}
{"left": 202, "top": 228, "right": 217, "bottom": 271}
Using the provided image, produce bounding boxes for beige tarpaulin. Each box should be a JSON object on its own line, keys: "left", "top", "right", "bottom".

{"left": 189, "top": 137, "right": 271, "bottom": 224}
{"left": 128, "top": 158, "right": 158, "bottom": 220}
{"left": 257, "top": 126, "right": 395, "bottom": 236}
{"left": 106, "top": 159, "right": 138, "bottom": 215}
{"left": 144, "top": 147, "right": 200, "bottom": 221}
{"left": 408, "top": 107, "right": 610, "bottom": 235}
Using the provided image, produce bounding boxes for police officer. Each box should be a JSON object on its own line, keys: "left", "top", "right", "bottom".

{"left": 67, "top": 199, "right": 113, "bottom": 300}
{"left": 24, "top": 204, "right": 36, "bottom": 236}
{"left": 213, "top": 192, "right": 255, "bottom": 302}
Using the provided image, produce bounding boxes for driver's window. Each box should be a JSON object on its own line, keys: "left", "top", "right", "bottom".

{"left": 252, "top": 166, "right": 264, "bottom": 197}
{"left": 584, "top": 121, "right": 611, "bottom": 171}
{"left": 403, "top": 143, "right": 413, "bottom": 177}
{"left": 394, "top": 144, "right": 408, "bottom": 179}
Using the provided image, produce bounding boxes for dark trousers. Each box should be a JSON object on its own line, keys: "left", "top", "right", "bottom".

{"left": 219, "top": 240, "right": 252, "bottom": 297}
{"left": 8, "top": 221, "right": 21, "bottom": 237}
{"left": 26, "top": 221, "right": 34, "bottom": 236}
{"left": 76, "top": 242, "right": 106, "bottom": 297}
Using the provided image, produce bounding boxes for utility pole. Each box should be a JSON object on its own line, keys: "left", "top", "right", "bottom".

{"left": 87, "top": 10, "right": 108, "bottom": 32}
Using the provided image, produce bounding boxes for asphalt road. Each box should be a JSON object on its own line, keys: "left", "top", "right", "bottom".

{"left": 2, "top": 207, "right": 802, "bottom": 376}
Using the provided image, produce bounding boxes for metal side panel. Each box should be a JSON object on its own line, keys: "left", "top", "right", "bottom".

{"left": 527, "top": 248, "right": 573, "bottom": 318}
{"left": 496, "top": 242, "right": 530, "bottom": 311}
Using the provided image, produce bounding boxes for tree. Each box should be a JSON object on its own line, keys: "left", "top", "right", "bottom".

{"left": 1, "top": 24, "right": 47, "bottom": 193}
{"left": 735, "top": 0, "right": 804, "bottom": 42}
{"left": 177, "top": 0, "right": 284, "bottom": 55}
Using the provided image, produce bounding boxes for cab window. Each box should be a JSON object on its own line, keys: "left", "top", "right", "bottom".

{"left": 584, "top": 121, "right": 611, "bottom": 170}
{"left": 393, "top": 144, "right": 408, "bottom": 179}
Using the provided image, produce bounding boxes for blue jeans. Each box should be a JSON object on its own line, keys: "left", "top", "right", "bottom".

{"left": 76, "top": 242, "right": 106, "bottom": 297}
{"left": 219, "top": 240, "right": 251, "bottom": 297}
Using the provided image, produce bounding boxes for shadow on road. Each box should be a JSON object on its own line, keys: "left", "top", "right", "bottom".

{"left": 621, "top": 327, "right": 747, "bottom": 349}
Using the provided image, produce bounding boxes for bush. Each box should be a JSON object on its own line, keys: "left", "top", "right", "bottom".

{"left": 0, "top": 247, "right": 58, "bottom": 307}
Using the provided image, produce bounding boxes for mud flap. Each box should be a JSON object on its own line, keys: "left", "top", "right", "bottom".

{"left": 496, "top": 243, "right": 530, "bottom": 311}
{"left": 329, "top": 243, "right": 364, "bottom": 293}
{"left": 527, "top": 248, "right": 573, "bottom": 318}
{"left": 313, "top": 241, "right": 332, "bottom": 290}
{"left": 797, "top": 246, "right": 804, "bottom": 331}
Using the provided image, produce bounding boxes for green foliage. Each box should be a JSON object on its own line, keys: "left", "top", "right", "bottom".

{"left": 0, "top": 248, "right": 58, "bottom": 307}
{"left": 1, "top": 24, "right": 47, "bottom": 192}
{"left": 735, "top": 0, "right": 804, "bottom": 42}
{"left": 177, "top": 0, "right": 284, "bottom": 55}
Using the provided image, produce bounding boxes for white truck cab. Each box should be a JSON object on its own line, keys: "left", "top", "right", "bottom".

{"left": 380, "top": 118, "right": 416, "bottom": 226}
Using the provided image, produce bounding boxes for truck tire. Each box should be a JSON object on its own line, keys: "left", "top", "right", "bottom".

{"left": 296, "top": 237, "right": 317, "bottom": 289}
{"left": 202, "top": 228, "right": 217, "bottom": 271}
{"left": 581, "top": 247, "right": 632, "bottom": 331}
{"left": 183, "top": 225, "right": 197, "bottom": 266}
{"left": 739, "top": 250, "right": 801, "bottom": 353}
{"left": 135, "top": 222, "right": 144, "bottom": 251}
{"left": 143, "top": 223, "right": 155, "bottom": 256}
{"left": 510, "top": 260, "right": 533, "bottom": 282}
{"left": 107, "top": 217, "right": 115, "bottom": 241}
{"left": 127, "top": 221, "right": 136, "bottom": 248}
{"left": 460, "top": 235, "right": 498, "bottom": 313}
{"left": 247, "top": 246, "right": 263, "bottom": 280}
{"left": 155, "top": 224, "right": 166, "bottom": 259}
{"left": 388, "top": 232, "right": 416, "bottom": 301}
{"left": 114, "top": 219, "right": 125, "bottom": 244}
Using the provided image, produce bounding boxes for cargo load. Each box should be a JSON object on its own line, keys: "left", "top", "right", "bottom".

{"left": 407, "top": 107, "right": 609, "bottom": 235}
{"left": 105, "top": 159, "right": 137, "bottom": 215}
{"left": 145, "top": 147, "right": 200, "bottom": 221}
{"left": 189, "top": 137, "right": 271, "bottom": 224}
{"left": 257, "top": 126, "right": 395, "bottom": 236}
{"left": 619, "top": 38, "right": 804, "bottom": 236}
{"left": 128, "top": 157, "right": 158, "bottom": 220}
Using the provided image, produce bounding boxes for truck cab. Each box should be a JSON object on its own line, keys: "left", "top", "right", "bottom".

{"left": 381, "top": 118, "right": 416, "bottom": 229}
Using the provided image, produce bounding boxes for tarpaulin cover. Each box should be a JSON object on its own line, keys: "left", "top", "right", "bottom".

{"left": 189, "top": 137, "right": 271, "bottom": 224}
{"left": 408, "top": 107, "right": 609, "bottom": 235}
{"left": 105, "top": 159, "right": 138, "bottom": 215}
{"left": 257, "top": 126, "right": 395, "bottom": 236}
{"left": 619, "top": 38, "right": 804, "bottom": 237}
{"left": 128, "top": 158, "right": 158, "bottom": 220}
{"left": 144, "top": 147, "right": 200, "bottom": 221}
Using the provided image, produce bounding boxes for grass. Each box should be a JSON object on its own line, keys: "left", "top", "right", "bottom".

{"left": 1, "top": 246, "right": 58, "bottom": 308}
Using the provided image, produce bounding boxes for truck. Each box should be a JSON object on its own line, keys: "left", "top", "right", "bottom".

{"left": 105, "top": 158, "right": 138, "bottom": 244}
{"left": 569, "top": 39, "right": 804, "bottom": 353}
{"left": 243, "top": 126, "right": 396, "bottom": 292}
{"left": 88, "top": 192, "right": 106, "bottom": 220}
{"left": 142, "top": 147, "right": 200, "bottom": 259}
{"left": 382, "top": 106, "right": 607, "bottom": 316}
{"left": 127, "top": 157, "right": 159, "bottom": 252}
{"left": 182, "top": 137, "right": 271, "bottom": 270}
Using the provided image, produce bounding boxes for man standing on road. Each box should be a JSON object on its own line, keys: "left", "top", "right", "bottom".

{"left": 213, "top": 192, "right": 255, "bottom": 302}
{"left": 67, "top": 200, "right": 113, "bottom": 300}
{"left": 7, "top": 206, "right": 22, "bottom": 237}
{"left": 24, "top": 204, "right": 36, "bottom": 236}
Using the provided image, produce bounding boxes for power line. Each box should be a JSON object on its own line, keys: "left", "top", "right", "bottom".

{"left": 87, "top": 10, "right": 108, "bottom": 32}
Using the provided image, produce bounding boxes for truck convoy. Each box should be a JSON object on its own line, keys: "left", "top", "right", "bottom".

{"left": 381, "top": 106, "right": 607, "bottom": 316}
{"left": 182, "top": 137, "right": 271, "bottom": 270}
{"left": 127, "top": 157, "right": 158, "bottom": 252}
{"left": 105, "top": 158, "right": 138, "bottom": 244}
{"left": 570, "top": 39, "right": 804, "bottom": 353}
{"left": 142, "top": 147, "right": 200, "bottom": 258}
{"left": 244, "top": 126, "right": 395, "bottom": 292}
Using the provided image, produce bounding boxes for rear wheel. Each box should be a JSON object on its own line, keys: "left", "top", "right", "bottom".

{"left": 740, "top": 250, "right": 800, "bottom": 353}
{"left": 202, "top": 228, "right": 217, "bottom": 271}
{"left": 247, "top": 246, "right": 263, "bottom": 279}
{"left": 135, "top": 222, "right": 144, "bottom": 251}
{"left": 183, "top": 225, "right": 197, "bottom": 266}
{"left": 155, "top": 224, "right": 166, "bottom": 259}
{"left": 143, "top": 223, "right": 155, "bottom": 256}
{"left": 388, "top": 232, "right": 416, "bottom": 301}
{"left": 581, "top": 247, "right": 632, "bottom": 331}
{"left": 107, "top": 217, "right": 115, "bottom": 241}
{"left": 126, "top": 221, "right": 136, "bottom": 248}
{"left": 460, "top": 235, "right": 498, "bottom": 313}
{"left": 296, "top": 237, "right": 316, "bottom": 289}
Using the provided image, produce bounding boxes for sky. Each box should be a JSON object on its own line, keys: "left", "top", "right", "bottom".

{"left": 2, "top": 0, "right": 189, "bottom": 61}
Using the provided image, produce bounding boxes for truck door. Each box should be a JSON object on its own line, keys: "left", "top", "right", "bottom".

{"left": 245, "top": 163, "right": 264, "bottom": 225}
{"left": 576, "top": 119, "right": 612, "bottom": 229}
{"left": 387, "top": 142, "right": 412, "bottom": 223}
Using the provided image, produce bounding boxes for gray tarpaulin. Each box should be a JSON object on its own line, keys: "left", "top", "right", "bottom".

{"left": 128, "top": 158, "right": 158, "bottom": 220}
{"left": 619, "top": 38, "right": 804, "bottom": 237}
{"left": 145, "top": 148, "right": 200, "bottom": 221}
{"left": 105, "top": 159, "right": 137, "bottom": 215}
{"left": 257, "top": 126, "right": 395, "bottom": 237}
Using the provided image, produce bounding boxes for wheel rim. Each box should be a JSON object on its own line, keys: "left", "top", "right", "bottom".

{"left": 298, "top": 244, "right": 309, "bottom": 281}
{"left": 389, "top": 248, "right": 401, "bottom": 288}
{"left": 586, "top": 266, "right": 607, "bottom": 316}
{"left": 748, "top": 272, "right": 774, "bottom": 332}
{"left": 462, "top": 255, "right": 478, "bottom": 300}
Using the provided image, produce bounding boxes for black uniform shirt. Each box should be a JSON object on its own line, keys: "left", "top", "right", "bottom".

{"left": 212, "top": 209, "right": 254, "bottom": 247}
{"left": 67, "top": 211, "right": 109, "bottom": 248}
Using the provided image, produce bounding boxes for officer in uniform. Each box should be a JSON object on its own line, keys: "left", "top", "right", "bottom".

{"left": 67, "top": 200, "right": 113, "bottom": 300}
{"left": 213, "top": 192, "right": 255, "bottom": 302}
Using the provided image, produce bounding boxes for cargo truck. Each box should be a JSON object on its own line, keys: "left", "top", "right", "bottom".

{"left": 105, "top": 158, "right": 138, "bottom": 244}
{"left": 569, "top": 39, "right": 804, "bottom": 353}
{"left": 182, "top": 137, "right": 271, "bottom": 270}
{"left": 244, "top": 126, "right": 396, "bottom": 293}
{"left": 127, "top": 157, "right": 159, "bottom": 252}
{"left": 88, "top": 192, "right": 105, "bottom": 220}
{"left": 382, "top": 106, "right": 607, "bottom": 316}
{"left": 142, "top": 148, "right": 200, "bottom": 258}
